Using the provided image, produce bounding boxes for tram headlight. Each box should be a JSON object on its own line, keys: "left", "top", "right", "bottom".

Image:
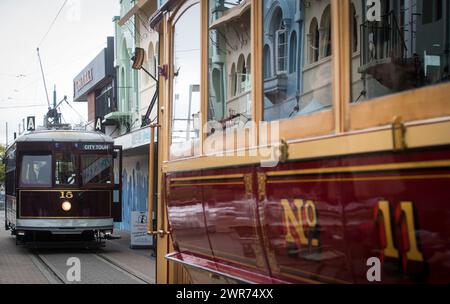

{"left": 61, "top": 201, "right": 72, "bottom": 212}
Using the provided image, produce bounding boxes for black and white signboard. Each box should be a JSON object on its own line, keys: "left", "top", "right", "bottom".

{"left": 26, "top": 116, "right": 35, "bottom": 131}
{"left": 95, "top": 116, "right": 103, "bottom": 132}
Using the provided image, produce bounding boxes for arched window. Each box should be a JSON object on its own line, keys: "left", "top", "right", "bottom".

{"left": 309, "top": 18, "right": 319, "bottom": 63}
{"left": 320, "top": 5, "right": 332, "bottom": 58}
{"left": 289, "top": 31, "right": 297, "bottom": 73}
{"left": 351, "top": 4, "right": 358, "bottom": 53}
{"left": 230, "top": 63, "right": 237, "bottom": 97}
{"left": 264, "top": 44, "right": 272, "bottom": 79}
{"left": 269, "top": 7, "right": 287, "bottom": 74}
{"left": 237, "top": 54, "right": 246, "bottom": 94}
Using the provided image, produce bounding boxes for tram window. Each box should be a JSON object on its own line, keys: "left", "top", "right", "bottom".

{"left": 20, "top": 155, "right": 52, "bottom": 187}
{"left": 81, "top": 154, "right": 112, "bottom": 185}
{"left": 55, "top": 152, "right": 77, "bottom": 185}
{"left": 170, "top": 2, "right": 201, "bottom": 158}
{"left": 351, "top": 0, "right": 450, "bottom": 103}
{"left": 263, "top": 0, "right": 333, "bottom": 121}
{"left": 5, "top": 172, "right": 15, "bottom": 196}
{"left": 207, "top": 0, "right": 252, "bottom": 132}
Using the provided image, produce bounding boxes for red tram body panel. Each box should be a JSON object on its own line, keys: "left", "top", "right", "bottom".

{"left": 165, "top": 147, "right": 450, "bottom": 283}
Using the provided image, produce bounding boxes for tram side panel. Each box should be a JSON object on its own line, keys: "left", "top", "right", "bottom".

{"left": 165, "top": 146, "right": 450, "bottom": 284}
{"left": 341, "top": 148, "right": 450, "bottom": 283}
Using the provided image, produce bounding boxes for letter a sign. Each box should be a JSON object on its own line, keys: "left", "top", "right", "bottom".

{"left": 27, "top": 116, "right": 35, "bottom": 131}
{"left": 95, "top": 116, "right": 103, "bottom": 132}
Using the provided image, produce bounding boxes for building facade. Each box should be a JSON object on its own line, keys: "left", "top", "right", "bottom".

{"left": 110, "top": 0, "right": 159, "bottom": 232}
{"left": 73, "top": 37, "right": 116, "bottom": 130}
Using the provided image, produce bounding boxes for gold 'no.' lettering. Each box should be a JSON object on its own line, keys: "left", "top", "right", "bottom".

{"left": 281, "top": 199, "right": 319, "bottom": 247}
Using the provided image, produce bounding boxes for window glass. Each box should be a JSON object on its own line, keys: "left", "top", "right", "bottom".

{"left": 5, "top": 172, "right": 15, "bottom": 196}
{"left": 263, "top": 0, "right": 333, "bottom": 121}
{"left": 207, "top": 0, "right": 252, "bottom": 132}
{"left": 81, "top": 154, "right": 112, "bottom": 185}
{"left": 170, "top": 3, "right": 201, "bottom": 156}
{"left": 20, "top": 155, "right": 52, "bottom": 187}
{"left": 55, "top": 152, "right": 77, "bottom": 185}
{"left": 351, "top": 0, "right": 450, "bottom": 103}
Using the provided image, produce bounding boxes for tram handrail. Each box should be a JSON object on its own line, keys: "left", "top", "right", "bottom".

{"left": 147, "top": 123, "right": 159, "bottom": 235}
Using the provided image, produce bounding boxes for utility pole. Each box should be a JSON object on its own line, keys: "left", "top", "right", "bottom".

{"left": 5, "top": 122, "right": 8, "bottom": 147}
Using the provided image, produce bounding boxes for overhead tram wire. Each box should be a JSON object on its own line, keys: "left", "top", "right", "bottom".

{"left": 13, "top": 0, "right": 69, "bottom": 89}
{"left": 63, "top": 98, "right": 88, "bottom": 125}
{"left": 37, "top": 0, "right": 69, "bottom": 48}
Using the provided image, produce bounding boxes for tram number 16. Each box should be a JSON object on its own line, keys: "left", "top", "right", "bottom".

{"left": 60, "top": 191, "right": 74, "bottom": 199}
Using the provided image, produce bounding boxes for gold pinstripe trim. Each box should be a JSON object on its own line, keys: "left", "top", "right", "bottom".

{"left": 265, "top": 160, "right": 450, "bottom": 177}
{"left": 171, "top": 182, "right": 244, "bottom": 187}
{"left": 170, "top": 174, "right": 245, "bottom": 182}
{"left": 266, "top": 174, "right": 450, "bottom": 184}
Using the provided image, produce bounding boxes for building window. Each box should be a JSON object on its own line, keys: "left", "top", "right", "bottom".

{"left": 309, "top": 18, "right": 319, "bottom": 63}
{"left": 320, "top": 5, "right": 332, "bottom": 58}
{"left": 276, "top": 28, "right": 288, "bottom": 73}
{"left": 208, "top": 0, "right": 252, "bottom": 130}
{"left": 289, "top": 31, "right": 297, "bottom": 73}
{"left": 351, "top": 4, "right": 358, "bottom": 53}
{"left": 264, "top": 44, "right": 272, "bottom": 79}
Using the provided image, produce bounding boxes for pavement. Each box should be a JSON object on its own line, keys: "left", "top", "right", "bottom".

{"left": 0, "top": 209, "right": 156, "bottom": 284}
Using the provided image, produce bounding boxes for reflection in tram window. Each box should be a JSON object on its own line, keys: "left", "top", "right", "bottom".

{"left": 263, "top": 0, "right": 333, "bottom": 121}
{"left": 55, "top": 152, "right": 77, "bottom": 185}
{"left": 20, "top": 155, "right": 52, "bottom": 187}
{"left": 351, "top": 0, "right": 450, "bottom": 103}
{"left": 81, "top": 155, "right": 112, "bottom": 185}
{"left": 170, "top": 2, "right": 201, "bottom": 158}
{"left": 208, "top": 0, "right": 252, "bottom": 131}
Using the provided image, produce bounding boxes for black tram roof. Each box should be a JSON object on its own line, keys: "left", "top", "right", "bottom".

{"left": 14, "top": 129, "right": 114, "bottom": 144}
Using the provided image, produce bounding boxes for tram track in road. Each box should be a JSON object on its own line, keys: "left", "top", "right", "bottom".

{"left": 30, "top": 251, "right": 67, "bottom": 284}
{"left": 92, "top": 251, "right": 152, "bottom": 284}
{"left": 29, "top": 247, "right": 150, "bottom": 284}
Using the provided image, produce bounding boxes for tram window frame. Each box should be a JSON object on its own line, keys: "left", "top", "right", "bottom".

{"left": 346, "top": 0, "right": 450, "bottom": 131}
{"left": 19, "top": 154, "right": 52, "bottom": 188}
{"left": 54, "top": 151, "right": 78, "bottom": 187}
{"left": 203, "top": 0, "right": 257, "bottom": 156}
{"left": 259, "top": 0, "right": 336, "bottom": 143}
{"left": 168, "top": 0, "right": 203, "bottom": 160}
{"left": 80, "top": 153, "right": 114, "bottom": 187}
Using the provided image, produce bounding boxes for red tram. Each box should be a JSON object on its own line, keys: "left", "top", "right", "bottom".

{"left": 4, "top": 129, "right": 122, "bottom": 244}
{"left": 146, "top": 0, "right": 450, "bottom": 284}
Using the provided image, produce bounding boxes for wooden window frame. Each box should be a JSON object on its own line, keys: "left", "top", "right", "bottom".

{"left": 167, "top": 0, "right": 202, "bottom": 160}
{"left": 345, "top": 0, "right": 450, "bottom": 131}
{"left": 161, "top": 0, "right": 450, "bottom": 167}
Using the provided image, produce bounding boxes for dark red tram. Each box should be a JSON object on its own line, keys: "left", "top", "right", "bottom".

{"left": 3, "top": 129, "right": 122, "bottom": 244}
